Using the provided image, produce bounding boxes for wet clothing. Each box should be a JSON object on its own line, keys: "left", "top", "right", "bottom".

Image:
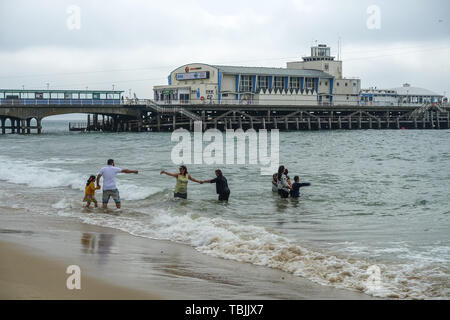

{"left": 174, "top": 174, "right": 190, "bottom": 195}
{"left": 84, "top": 181, "right": 99, "bottom": 204}
{"left": 272, "top": 181, "right": 278, "bottom": 192}
{"left": 102, "top": 189, "right": 120, "bottom": 204}
{"left": 291, "top": 182, "right": 311, "bottom": 198}
{"left": 98, "top": 165, "right": 122, "bottom": 191}
{"left": 210, "top": 175, "right": 230, "bottom": 201}
{"left": 84, "top": 181, "right": 98, "bottom": 197}
{"left": 174, "top": 192, "right": 187, "bottom": 199}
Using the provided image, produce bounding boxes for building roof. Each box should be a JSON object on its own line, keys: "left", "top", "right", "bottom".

{"left": 212, "top": 65, "right": 333, "bottom": 79}
{"left": 390, "top": 85, "right": 442, "bottom": 97}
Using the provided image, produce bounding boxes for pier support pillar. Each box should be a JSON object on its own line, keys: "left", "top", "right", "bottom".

{"left": 250, "top": 117, "right": 254, "bottom": 130}
{"left": 26, "top": 119, "right": 31, "bottom": 134}
{"left": 386, "top": 112, "right": 390, "bottom": 129}
{"left": 262, "top": 117, "right": 266, "bottom": 130}
{"left": 273, "top": 118, "right": 277, "bottom": 130}
{"left": 285, "top": 118, "right": 288, "bottom": 131}
{"left": 1, "top": 118, "right": 4, "bottom": 134}
{"left": 423, "top": 115, "right": 426, "bottom": 129}
{"left": 338, "top": 117, "right": 342, "bottom": 129}
{"left": 348, "top": 117, "right": 352, "bottom": 129}
{"left": 396, "top": 117, "right": 400, "bottom": 130}
{"left": 189, "top": 119, "right": 193, "bottom": 131}
{"left": 307, "top": 117, "right": 311, "bottom": 130}
{"left": 447, "top": 112, "right": 450, "bottom": 129}
{"left": 358, "top": 113, "right": 362, "bottom": 129}
{"left": 21, "top": 119, "right": 26, "bottom": 134}
{"left": 296, "top": 118, "right": 299, "bottom": 130}
{"left": 317, "top": 117, "right": 321, "bottom": 130}
{"left": 430, "top": 111, "right": 435, "bottom": 128}
{"left": 157, "top": 115, "right": 161, "bottom": 132}
{"left": 214, "top": 120, "right": 217, "bottom": 130}
{"left": 414, "top": 117, "right": 418, "bottom": 129}
{"left": 239, "top": 117, "right": 243, "bottom": 130}
{"left": 328, "top": 118, "right": 332, "bottom": 130}
{"left": 377, "top": 118, "right": 381, "bottom": 129}
{"left": 437, "top": 112, "right": 440, "bottom": 129}
{"left": 173, "top": 116, "right": 176, "bottom": 130}
{"left": 369, "top": 117, "right": 372, "bottom": 129}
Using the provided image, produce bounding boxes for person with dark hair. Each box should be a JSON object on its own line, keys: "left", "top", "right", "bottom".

{"left": 96, "top": 159, "right": 138, "bottom": 209}
{"left": 83, "top": 175, "right": 100, "bottom": 208}
{"left": 272, "top": 173, "right": 278, "bottom": 192}
{"left": 160, "top": 165, "right": 202, "bottom": 199}
{"left": 277, "top": 165, "right": 291, "bottom": 199}
{"left": 201, "top": 169, "right": 231, "bottom": 201}
{"left": 291, "top": 176, "right": 311, "bottom": 198}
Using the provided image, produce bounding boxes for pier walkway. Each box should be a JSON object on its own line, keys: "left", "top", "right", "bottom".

{"left": 1, "top": 99, "right": 449, "bottom": 134}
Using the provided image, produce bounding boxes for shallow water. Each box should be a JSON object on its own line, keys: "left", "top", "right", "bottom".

{"left": 0, "top": 120, "right": 449, "bottom": 299}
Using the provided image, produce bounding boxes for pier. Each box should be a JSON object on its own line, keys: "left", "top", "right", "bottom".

{"left": 1, "top": 98, "right": 449, "bottom": 134}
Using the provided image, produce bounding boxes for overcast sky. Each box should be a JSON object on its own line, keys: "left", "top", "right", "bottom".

{"left": 0, "top": 0, "right": 449, "bottom": 101}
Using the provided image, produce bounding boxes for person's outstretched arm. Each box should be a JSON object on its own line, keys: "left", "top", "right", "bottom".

{"left": 188, "top": 175, "right": 203, "bottom": 184}
{"left": 121, "top": 169, "right": 138, "bottom": 174}
{"left": 160, "top": 170, "right": 177, "bottom": 178}
{"left": 299, "top": 183, "right": 311, "bottom": 187}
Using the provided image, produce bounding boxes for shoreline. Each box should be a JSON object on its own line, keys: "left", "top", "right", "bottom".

{"left": 0, "top": 207, "right": 376, "bottom": 300}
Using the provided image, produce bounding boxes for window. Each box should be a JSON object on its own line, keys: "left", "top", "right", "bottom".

{"left": 274, "top": 76, "right": 284, "bottom": 89}
{"left": 337, "top": 82, "right": 340, "bottom": 86}
{"left": 72, "top": 93, "right": 79, "bottom": 99}
{"left": 305, "top": 78, "right": 314, "bottom": 90}
{"left": 43, "top": 93, "right": 50, "bottom": 99}
{"left": 325, "top": 63, "right": 329, "bottom": 71}
{"left": 0, "top": 92, "right": 4, "bottom": 99}
{"left": 80, "top": 93, "right": 86, "bottom": 99}
{"left": 58, "top": 93, "right": 64, "bottom": 99}
{"left": 50, "top": 93, "right": 58, "bottom": 99}
{"left": 345, "top": 82, "right": 348, "bottom": 87}
{"left": 289, "top": 77, "right": 300, "bottom": 89}
{"left": 114, "top": 94, "right": 120, "bottom": 99}
{"left": 107, "top": 93, "right": 114, "bottom": 99}
{"left": 100, "top": 93, "right": 106, "bottom": 99}
{"left": 240, "top": 75, "right": 253, "bottom": 92}
{"left": 258, "top": 76, "right": 268, "bottom": 89}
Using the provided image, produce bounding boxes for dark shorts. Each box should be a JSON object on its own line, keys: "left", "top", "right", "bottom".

{"left": 103, "top": 189, "right": 120, "bottom": 204}
{"left": 218, "top": 191, "right": 230, "bottom": 201}
{"left": 174, "top": 192, "right": 187, "bottom": 199}
{"left": 278, "top": 189, "right": 290, "bottom": 199}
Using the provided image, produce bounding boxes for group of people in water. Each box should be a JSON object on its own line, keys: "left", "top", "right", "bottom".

{"left": 272, "top": 165, "right": 311, "bottom": 199}
{"left": 83, "top": 159, "right": 230, "bottom": 208}
{"left": 83, "top": 159, "right": 309, "bottom": 208}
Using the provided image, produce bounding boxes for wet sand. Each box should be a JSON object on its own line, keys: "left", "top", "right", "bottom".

{"left": 0, "top": 241, "right": 159, "bottom": 300}
{"left": 0, "top": 208, "right": 375, "bottom": 300}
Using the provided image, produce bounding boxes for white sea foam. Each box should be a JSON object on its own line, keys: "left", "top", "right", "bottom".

{"left": 80, "top": 208, "right": 449, "bottom": 300}
{"left": 0, "top": 156, "right": 162, "bottom": 201}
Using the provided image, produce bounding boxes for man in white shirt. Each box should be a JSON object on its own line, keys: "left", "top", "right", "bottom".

{"left": 96, "top": 159, "right": 138, "bottom": 209}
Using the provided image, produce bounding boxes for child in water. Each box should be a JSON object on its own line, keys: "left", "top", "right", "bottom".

{"left": 83, "top": 175, "right": 101, "bottom": 208}
{"left": 291, "top": 176, "right": 311, "bottom": 198}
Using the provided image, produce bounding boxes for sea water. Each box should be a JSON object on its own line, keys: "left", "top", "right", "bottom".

{"left": 0, "top": 119, "right": 449, "bottom": 299}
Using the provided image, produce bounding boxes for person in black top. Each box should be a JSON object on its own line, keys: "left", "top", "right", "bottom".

{"left": 291, "top": 176, "right": 311, "bottom": 198}
{"left": 201, "top": 170, "right": 230, "bottom": 201}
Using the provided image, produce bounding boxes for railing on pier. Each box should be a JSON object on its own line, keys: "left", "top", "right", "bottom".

{"left": 0, "top": 99, "right": 122, "bottom": 106}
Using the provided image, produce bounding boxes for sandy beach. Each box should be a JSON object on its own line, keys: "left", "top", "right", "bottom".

{"left": 0, "top": 241, "right": 159, "bottom": 300}
{"left": 0, "top": 207, "right": 375, "bottom": 300}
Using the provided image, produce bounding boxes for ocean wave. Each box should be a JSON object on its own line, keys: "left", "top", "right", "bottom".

{"left": 0, "top": 156, "right": 162, "bottom": 201}
{"left": 80, "top": 208, "right": 449, "bottom": 300}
